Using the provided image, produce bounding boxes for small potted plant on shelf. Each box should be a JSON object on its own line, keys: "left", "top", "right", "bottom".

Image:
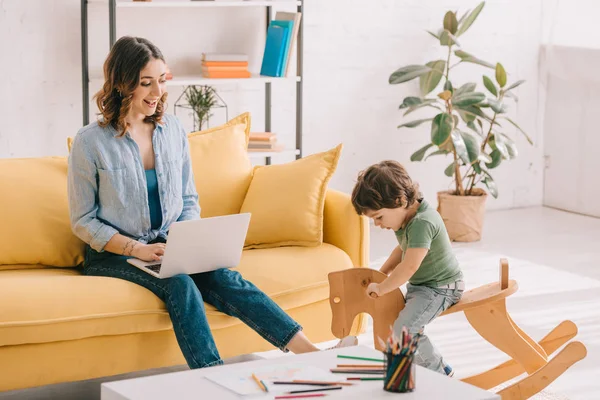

{"left": 183, "top": 85, "right": 218, "bottom": 131}
{"left": 389, "top": 1, "right": 533, "bottom": 242}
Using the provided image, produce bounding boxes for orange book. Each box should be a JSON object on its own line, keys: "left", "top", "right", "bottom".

{"left": 202, "top": 66, "right": 249, "bottom": 73}
{"left": 202, "top": 71, "right": 251, "bottom": 79}
{"left": 202, "top": 61, "right": 249, "bottom": 67}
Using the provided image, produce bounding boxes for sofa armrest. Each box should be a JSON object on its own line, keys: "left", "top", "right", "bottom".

{"left": 323, "top": 189, "right": 370, "bottom": 268}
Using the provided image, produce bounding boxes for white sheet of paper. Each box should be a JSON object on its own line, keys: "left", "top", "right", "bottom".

{"left": 205, "top": 363, "right": 344, "bottom": 396}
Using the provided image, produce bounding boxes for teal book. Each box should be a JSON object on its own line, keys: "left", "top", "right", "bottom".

{"left": 260, "top": 23, "right": 290, "bottom": 77}
{"left": 270, "top": 20, "right": 294, "bottom": 76}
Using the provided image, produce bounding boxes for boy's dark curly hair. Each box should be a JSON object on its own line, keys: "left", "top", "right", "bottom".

{"left": 351, "top": 160, "right": 422, "bottom": 215}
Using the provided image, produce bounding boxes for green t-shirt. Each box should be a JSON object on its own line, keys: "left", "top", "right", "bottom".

{"left": 394, "top": 199, "right": 463, "bottom": 287}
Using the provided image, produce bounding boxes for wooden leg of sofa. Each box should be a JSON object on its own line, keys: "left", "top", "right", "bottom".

{"left": 462, "top": 320, "right": 578, "bottom": 390}
{"left": 496, "top": 341, "right": 587, "bottom": 400}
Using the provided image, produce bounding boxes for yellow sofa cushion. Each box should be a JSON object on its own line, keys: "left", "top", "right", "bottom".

{"left": 188, "top": 113, "right": 253, "bottom": 217}
{"left": 0, "top": 157, "right": 85, "bottom": 267}
{"left": 241, "top": 144, "right": 343, "bottom": 249}
{"left": 0, "top": 244, "right": 352, "bottom": 347}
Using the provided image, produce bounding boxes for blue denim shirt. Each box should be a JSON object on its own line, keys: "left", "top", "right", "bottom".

{"left": 67, "top": 114, "right": 200, "bottom": 252}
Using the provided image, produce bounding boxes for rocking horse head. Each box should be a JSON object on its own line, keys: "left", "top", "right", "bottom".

{"left": 328, "top": 268, "right": 405, "bottom": 350}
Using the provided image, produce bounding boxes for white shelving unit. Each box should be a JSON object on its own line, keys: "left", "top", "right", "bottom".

{"left": 81, "top": 0, "right": 304, "bottom": 164}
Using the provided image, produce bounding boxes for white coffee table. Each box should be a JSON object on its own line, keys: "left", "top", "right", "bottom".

{"left": 101, "top": 345, "right": 499, "bottom": 399}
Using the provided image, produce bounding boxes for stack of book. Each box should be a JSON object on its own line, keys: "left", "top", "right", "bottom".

{"left": 260, "top": 11, "right": 302, "bottom": 77}
{"left": 201, "top": 53, "right": 251, "bottom": 79}
{"left": 248, "top": 132, "right": 282, "bottom": 152}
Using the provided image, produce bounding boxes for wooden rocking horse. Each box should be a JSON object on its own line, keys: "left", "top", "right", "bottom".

{"left": 328, "top": 259, "right": 587, "bottom": 399}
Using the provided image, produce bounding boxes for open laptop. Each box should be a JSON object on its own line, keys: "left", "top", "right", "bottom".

{"left": 126, "top": 213, "right": 251, "bottom": 279}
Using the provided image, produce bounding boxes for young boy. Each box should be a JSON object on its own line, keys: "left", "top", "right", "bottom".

{"left": 351, "top": 160, "right": 464, "bottom": 376}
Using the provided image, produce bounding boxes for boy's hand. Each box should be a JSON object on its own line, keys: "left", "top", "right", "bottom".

{"left": 366, "top": 283, "right": 381, "bottom": 298}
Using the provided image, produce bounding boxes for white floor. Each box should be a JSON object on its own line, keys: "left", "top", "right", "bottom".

{"left": 260, "top": 206, "right": 600, "bottom": 400}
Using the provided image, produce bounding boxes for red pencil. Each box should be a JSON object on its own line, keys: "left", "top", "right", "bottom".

{"left": 274, "top": 394, "right": 327, "bottom": 399}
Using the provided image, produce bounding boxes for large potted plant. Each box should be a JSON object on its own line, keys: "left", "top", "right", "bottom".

{"left": 389, "top": 1, "right": 532, "bottom": 242}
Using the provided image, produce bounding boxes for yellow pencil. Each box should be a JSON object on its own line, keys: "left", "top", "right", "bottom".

{"left": 252, "top": 373, "right": 267, "bottom": 393}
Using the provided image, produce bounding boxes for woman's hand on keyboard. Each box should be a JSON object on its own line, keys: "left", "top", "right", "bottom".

{"left": 132, "top": 243, "right": 166, "bottom": 262}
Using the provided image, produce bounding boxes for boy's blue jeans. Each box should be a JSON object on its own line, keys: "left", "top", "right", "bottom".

{"left": 83, "top": 243, "right": 302, "bottom": 369}
{"left": 393, "top": 283, "right": 463, "bottom": 374}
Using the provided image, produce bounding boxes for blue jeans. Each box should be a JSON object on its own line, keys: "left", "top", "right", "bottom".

{"left": 393, "top": 283, "right": 463, "bottom": 374}
{"left": 83, "top": 241, "right": 302, "bottom": 369}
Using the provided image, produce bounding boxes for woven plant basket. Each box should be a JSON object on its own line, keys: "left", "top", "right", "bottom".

{"left": 437, "top": 188, "right": 488, "bottom": 242}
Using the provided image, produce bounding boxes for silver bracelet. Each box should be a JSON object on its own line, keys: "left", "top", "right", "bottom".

{"left": 128, "top": 241, "right": 139, "bottom": 256}
{"left": 122, "top": 239, "right": 132, "bottom": 255}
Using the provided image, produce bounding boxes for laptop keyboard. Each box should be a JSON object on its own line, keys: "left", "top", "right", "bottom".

{"left": 146, "top": 264, "right": 162, "bottom": 274}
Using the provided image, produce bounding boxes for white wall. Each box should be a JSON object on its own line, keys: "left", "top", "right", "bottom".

{"left": 0, "top": 0, "right": 546, "bottom": 210}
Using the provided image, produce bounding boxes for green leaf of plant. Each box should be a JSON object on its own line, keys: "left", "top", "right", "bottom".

{"left": 452, "top": 131, "right": 470, "bottom": 164}
{"left": 478, "top": 153, "right": 492, "bottom": 163}
{"left": 483, "top": 75, "right": 498, "bottom": 97}
{"left": 445, "top": 162, "right": 456, "bottom": 177}
{"left": 502, "top": 117, "right": 533, "bottom": 144}
{"left": 456, "top": 1, "right": 485, "bottom": 36}
{"left": 453, "top": 92, "right": 486, "bottom": 107}
{"left": 467, "top": 120, "right": 482, "bottom": 136}
{"left": 431, "top": 113, "right": 453, "bottom": 146}
{"left": 504, "top": 91, "right": 519, "bottom": 102}
{"left": 454, "top": 50, "right": 495, "bottom": 69}
{"left": 403, "top": 99, "right": 440, "bottom": 116}
{"left": 501, "top": 133, "right": 518, "bottom": 158}
{"left": 457, "top": 109, "right": 477, "bottom": 124}
{"left": 454, "top": 104, "right": 496, "bottom": 124}
{"left": 399, "top": 97, "right": 424, "bottom": 109}
{"left": 459, "top": 130, "right": 481, "bottom": 163}
{"left": 486, "top": 149, "right": 503, "bottom": 169}
{"left": 444, "top": 80, "right": 454, "bottom": 94}
{"left": 440, "top": 30, "right": 460, "bottom": 47}
{"left": 488, "top": 98, "right": 508, "bottom": 114}
{"left": 454, "top": 82, "right": 477, "bottom": 97}
{"left": 444, "top": 11, "right": 458, "bottom": 35}
{"left": 419, "top": 60, "right": 446, "bottom": 96}
{"left": 425, "top": 149, "right": 450, "bottom": 161}
{"left": 390, "top": 65, "right": 432, "bottom": 84}
{"left": 495, "top": 63, "right": 507, "bottom": 88}
{"left": 427, "top": 30, "right": 440, "bottom": 40}
{"left": 457, "top": 9, "right": 470, "bottom": 26}
{"left": 397, "top": 118, "right": 433, "bottom": 129}
{"left": 410, "top": 143, "right": 434, "bottom": 162}
{"left": 473, "top": 162, "right": 482, "bottom": 174}
{"left": 489, "top": 133, "right": 509, "bottom": 159}
{"left": 482, "top": 176, "right": 498, "bottom": 198}
{"left": 505, "top": 79, "right": 525, "bottom": 91}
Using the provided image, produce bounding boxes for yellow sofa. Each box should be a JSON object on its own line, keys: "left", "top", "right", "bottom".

{"left": 0, "top": 155, "right": 369, "bottom": 391}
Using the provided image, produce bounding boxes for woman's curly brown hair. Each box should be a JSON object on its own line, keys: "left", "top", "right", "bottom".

{"left": 351, "top": 160, "right": 422, "bottom": 215}
{"left": 94, "top": 36, "right": 168, "bottom": 136}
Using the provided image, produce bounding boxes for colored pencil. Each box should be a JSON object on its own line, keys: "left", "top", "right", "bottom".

{"left": 273, "top": 380, "right": 353, "bottom": 386}
{"left": 287, "top": 387, "right": 342, "bottom": 394}
{"left": 337, "top": 355, "right": 383, "bottom": 363}
{"left": 337, "top": 364, "right": 384, "bottom": 368}
{"left": 347, "top": 377, "right": 384, "bottom": 381}
{"left": 251, "top": 373, "right": 267, "bottom": 393}
{"left": 330, "top": 369, "right": 384, "bottom": 374}
{"left": 274, "top": 394, "right": 327, "bottom": 399}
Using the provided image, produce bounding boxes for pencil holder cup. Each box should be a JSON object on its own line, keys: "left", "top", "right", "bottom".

{"left": 383, "top": 351, "right": 416, "bottom": 393}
